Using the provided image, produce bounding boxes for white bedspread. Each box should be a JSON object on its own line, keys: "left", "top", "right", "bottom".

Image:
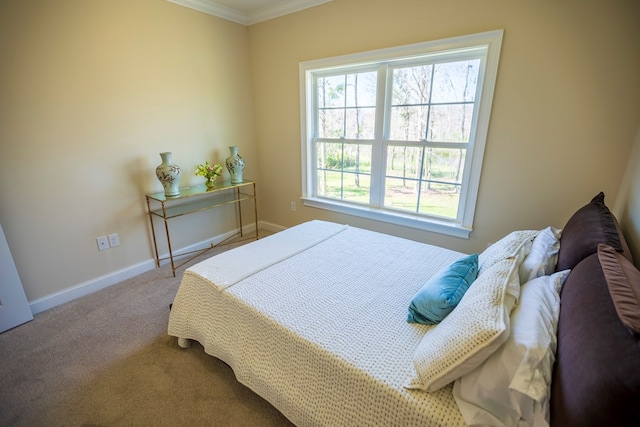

{"left": 168, "top": 221, "right": 468, "bottom": 426}
{"left": 187, "top": 220, "right": 348, "bottom": 290}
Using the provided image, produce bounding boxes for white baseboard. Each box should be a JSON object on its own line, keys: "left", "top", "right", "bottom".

{"left": 258, "top": 220, "right": 286, "bottom": 233}
{"left": 29, "top": 221, "right": 282, "bottom": 315}
{"left": 29, "top": 259, "right": 156, "bottom": 315}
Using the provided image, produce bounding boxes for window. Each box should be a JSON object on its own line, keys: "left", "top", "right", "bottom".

{"left": 299, "top": 30, "right": 503, "bottom": 238}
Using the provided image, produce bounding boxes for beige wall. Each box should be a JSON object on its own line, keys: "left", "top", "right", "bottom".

{"left": 249, "top": 0, "right": 640, "bottom": 254}
{"left": 0, "top": 0, "right": 255, "bottom": 302}
{"left": 1, "top": 0, "right": 639, "bottom": 308}
{"left": 615, "top": 123, "right": 640, "bottom": 263}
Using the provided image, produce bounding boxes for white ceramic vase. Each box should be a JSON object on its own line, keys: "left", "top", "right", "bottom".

{"left": 225, "top": 146, "right": 245, "bottom": 184}
{"left": 155, "top": 152, "right": 181, "bottom": 197}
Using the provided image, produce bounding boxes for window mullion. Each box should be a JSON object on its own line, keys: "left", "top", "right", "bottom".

{"left": 368, "top": 65, "right": 388, "bottom": 207}
{"left": 424, "top": 64, "right": 436, "bottom": 141}
{"left": 415, "top": 145, "right": 426, "bottom": 213}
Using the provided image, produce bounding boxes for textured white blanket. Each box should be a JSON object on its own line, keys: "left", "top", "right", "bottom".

{"left": 168, "top": 221, "right": 467, "bottom": 427}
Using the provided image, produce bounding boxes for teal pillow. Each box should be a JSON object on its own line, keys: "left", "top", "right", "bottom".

{"left": 407, "top": 253, "right": 479, "bottom": 324}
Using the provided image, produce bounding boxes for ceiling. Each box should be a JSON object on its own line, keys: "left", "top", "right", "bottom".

{"left": 167, "top": 0, "right": 333, "bottom": 26}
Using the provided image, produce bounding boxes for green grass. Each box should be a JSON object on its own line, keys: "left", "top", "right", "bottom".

{"left": 317, "top": 172, "right": 459, "bottom": 218}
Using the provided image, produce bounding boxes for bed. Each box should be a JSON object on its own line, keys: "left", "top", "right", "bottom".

{"left": 168, "top": 193, "right": 640, "bottom": 427}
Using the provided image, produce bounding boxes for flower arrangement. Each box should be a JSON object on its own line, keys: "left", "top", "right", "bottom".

{"left": 195, "top": 161, "right": 223, "bottom": 188}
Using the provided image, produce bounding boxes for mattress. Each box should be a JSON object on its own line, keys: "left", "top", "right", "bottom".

{"left": 168, "top": 220, "right": 468, "bottom": 426}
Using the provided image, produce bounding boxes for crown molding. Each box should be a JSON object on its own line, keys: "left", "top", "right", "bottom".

{"left": 167, "top": 0, "right": 333, "bottom": 25}
{"left": 246, "top": 0, "right": 333, "bottom": 25}
{"left": 167, "top": 0, "right": 247, "bottom": 24}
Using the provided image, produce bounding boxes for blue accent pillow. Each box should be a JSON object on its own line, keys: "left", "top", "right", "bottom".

{"left": 407, "top": 253, "right": 479, "bottom": 324}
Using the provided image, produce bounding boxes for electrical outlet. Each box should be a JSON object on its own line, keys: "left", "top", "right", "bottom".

{"left": 290, "top": 201, "right": 296, "bottom": 212}
{"left": 97, "top": 236, "right": 109, "bottom": 251}
{"left": 108, "top": 233, "right": 120, "bottom": 247}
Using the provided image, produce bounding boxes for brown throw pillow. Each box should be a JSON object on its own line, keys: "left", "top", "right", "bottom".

{"left": 556, "top": 192, "right": 624, "bottom": 271}
{"left": 597, "top": 243, "right": 640, "bottom": 336}
{"left": 551, "top": 253, "right": 640, "bottom": 426}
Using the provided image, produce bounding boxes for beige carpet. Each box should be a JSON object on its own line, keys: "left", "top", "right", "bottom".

{"left": 0, "top": 234, "right": 295, "bottom": 427}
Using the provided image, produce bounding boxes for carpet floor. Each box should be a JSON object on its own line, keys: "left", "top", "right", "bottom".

{"left": 0, "top": 234, "right": 295, "bottom": 427}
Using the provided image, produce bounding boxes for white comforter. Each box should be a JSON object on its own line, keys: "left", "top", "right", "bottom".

{"left": 168, "top": 220, "right": 468, "bottom": 426}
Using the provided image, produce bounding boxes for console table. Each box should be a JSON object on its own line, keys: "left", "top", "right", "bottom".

{"left": 145, "top": 180, "right": 258, "bottom": 276}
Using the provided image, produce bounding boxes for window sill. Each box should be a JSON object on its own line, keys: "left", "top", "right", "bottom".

{"left": 301, "top": 197, "right": 472, "bottom": 239}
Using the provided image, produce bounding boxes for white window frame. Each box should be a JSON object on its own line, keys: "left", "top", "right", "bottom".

{"left": 299, "top": 30, "right": 503, "bottom": 238}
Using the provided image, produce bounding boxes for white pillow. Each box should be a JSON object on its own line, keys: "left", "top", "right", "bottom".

{"left": 519, "top": 226, "right": 561, "bottom": 284}
{"left": 452, "top": 270, "right": 570, "bottom": 427}
{"left": 406, "top": 231, "right": 535, "bottom": 392}
{"left": 480, "top": 230, "right": 540, "bottom": 274}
